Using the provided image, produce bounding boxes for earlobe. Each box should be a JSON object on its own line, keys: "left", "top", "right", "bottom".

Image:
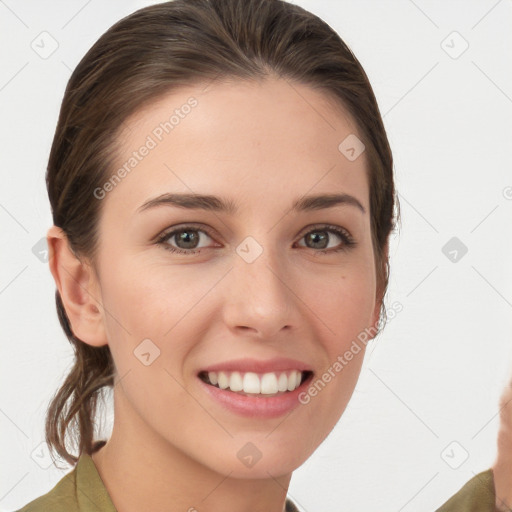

{"left": 47, "top": 225, "right": 108, "bottom": 347}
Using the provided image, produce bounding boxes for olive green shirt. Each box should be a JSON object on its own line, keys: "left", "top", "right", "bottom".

{"left": 434, "top": 469, "right": 496, "bottom": 512}
{"left": 15, "top": 453, "right": 496, "bottom": 512}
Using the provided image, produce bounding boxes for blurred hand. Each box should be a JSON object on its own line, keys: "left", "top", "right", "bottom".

{"left": 493, "top": 372, "right": 512, "bottom": 512}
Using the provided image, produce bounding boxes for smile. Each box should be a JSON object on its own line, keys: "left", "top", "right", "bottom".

{"left": 198, "top": 370, "right": 313, "bottom": 396}
{"left": 197, "top": 358, "right": 314, "bottom": 417}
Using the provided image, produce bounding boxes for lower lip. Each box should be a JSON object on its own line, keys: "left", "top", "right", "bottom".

{"left": 198, "top": 374, "right": 314, "bottom": 419}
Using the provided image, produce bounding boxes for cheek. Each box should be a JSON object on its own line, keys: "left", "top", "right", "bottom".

{"left": 97, "top": 267, "right": 198, "bottom": 419}
{"left": 100, "top": 256, "right": 198, "bottom": 335}
{"left": 299, "top": 265, "right": 375, "bottom": 417}
{"left": 98, "top": 255, "right": 222, "bottom": 380}
{"left": 307, "top": 268, "right": 376, "bottom": 340}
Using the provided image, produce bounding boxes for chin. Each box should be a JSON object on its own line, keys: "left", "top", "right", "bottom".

{"left": 200, "top": 435, "right": 315, "bottom": 479}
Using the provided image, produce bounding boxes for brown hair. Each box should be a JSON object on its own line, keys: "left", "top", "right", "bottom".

{"left": 45, "top": 0, "right": 400, "bottom": 467}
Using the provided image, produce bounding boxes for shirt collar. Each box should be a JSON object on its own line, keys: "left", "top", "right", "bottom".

{"left": 75, "top": 452, "right": 117, "bottom": 512}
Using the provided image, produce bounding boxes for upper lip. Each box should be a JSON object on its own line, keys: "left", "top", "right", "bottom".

{"left": 199, "top": 357, "right": 313, "bottom": 374}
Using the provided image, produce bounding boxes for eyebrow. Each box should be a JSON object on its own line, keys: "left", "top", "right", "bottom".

{"left": 137, "top": 192, "right": 366, "bottom": 215}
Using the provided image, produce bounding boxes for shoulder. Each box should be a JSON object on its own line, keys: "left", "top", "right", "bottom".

{"left": 435, "top": 468, "right": 495, "bottom": 512}
{"left": 15, "top": 465, "right": 79, "bottom": 512}
{"left": 14, "top": 448, "right": 116, "bottom": 512}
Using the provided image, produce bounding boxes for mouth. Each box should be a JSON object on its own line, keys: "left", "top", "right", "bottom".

{"left": 198, "top": 370, "right": 314, "bottom": 397}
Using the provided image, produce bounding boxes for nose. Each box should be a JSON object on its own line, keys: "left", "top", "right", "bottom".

{"left": 221, "top": 242, "right": 297, "bottom": 341}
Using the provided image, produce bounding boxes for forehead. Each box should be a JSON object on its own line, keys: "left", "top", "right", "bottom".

{"left": 107, "top": 77, "right": 369, "bottom": 214}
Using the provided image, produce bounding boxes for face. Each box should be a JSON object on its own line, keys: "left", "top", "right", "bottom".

{"left": 89, "top": 77, "right": 381, "bottom": 478}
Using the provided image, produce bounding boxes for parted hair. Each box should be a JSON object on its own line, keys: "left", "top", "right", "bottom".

{"left": 45, "top": 0, "right": 399, "bottom": 466}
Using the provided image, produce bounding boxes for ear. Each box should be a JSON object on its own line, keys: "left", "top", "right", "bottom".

{"left": 369, "top": 240, "right": 389, "bottom": 335}
{"left": 47, "top": 225, "right": 108, "bottom": 347}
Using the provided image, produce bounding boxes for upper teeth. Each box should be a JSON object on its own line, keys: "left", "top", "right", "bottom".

{"left": 207, "top": 370, "right": 303, "bottom": 395}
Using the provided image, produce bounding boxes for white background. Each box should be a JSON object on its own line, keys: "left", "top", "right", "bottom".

{"left": 1, "top": 1, "right": 511, "bottom": 511}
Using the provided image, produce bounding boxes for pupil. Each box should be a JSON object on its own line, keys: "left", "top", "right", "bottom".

{"left": 309, "top": 231, "right": 327, "bottom": 249}
{"left": 178, "top": 230, "right": 198, "bottom": 249}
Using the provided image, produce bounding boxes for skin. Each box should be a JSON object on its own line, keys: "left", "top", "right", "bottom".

{"left": 493, "top": 371, "right": 512, "bottom": 511}
{"left": 47, "top": 77, "right": 385, "bottom": 512}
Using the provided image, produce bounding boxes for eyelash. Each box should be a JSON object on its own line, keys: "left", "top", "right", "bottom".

{"left": 155, "top": 223, "right": 356, "bottom": 256}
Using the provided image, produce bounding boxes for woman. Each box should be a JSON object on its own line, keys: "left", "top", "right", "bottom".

{"left": 15, "top": 0, "right": 506, "bottom": 510}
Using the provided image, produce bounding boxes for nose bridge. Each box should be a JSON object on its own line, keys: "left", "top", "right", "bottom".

{"left": 224, "top": 234, "right": 294, "bottom": 337}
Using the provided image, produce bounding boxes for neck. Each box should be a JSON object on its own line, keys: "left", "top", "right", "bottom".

{"left": 91, "top": 387, "right": 292, "bottom": 512}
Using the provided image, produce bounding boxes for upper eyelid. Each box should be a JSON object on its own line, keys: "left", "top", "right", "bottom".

{"left": 157, "top": 223, "right": 216, "bottom": 242}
